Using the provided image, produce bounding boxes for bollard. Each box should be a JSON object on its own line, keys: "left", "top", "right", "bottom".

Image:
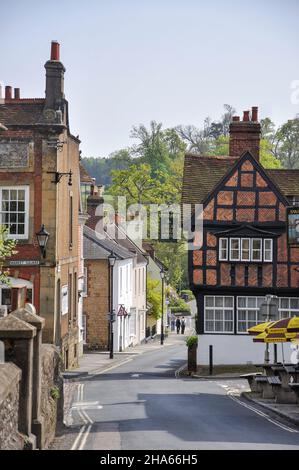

{"left": 209, "top": 345, "right": 213, "bottom": 376}
{"left": 274, "top": 344, "right": 278, "bottom": 364}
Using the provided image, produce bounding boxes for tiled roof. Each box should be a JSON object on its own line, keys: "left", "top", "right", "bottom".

{"left": 267, "top": 169, "right": 299, "bottom": 197}
{"left": 83, "top": 225, "right": 134, "bottom": 260}
{"left": 80, "top": 162, "right": 94, "bottom": 184}
{"left": 0, "top": 100, "right": 45, "bottom": 126}
{"left": 182, "top": 154, "right": 237, "bottom": 206}
{"left": 182, "top": 154, "right": 299, "bottom": 206}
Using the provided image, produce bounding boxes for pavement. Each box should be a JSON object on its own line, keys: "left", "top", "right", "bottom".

{"left": 51, "top": 331, "right": 299, "bottom": 450}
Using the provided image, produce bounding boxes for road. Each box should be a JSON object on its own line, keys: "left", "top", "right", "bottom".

{"left": 68, "top": 335, "right": 299, "bottom": 450}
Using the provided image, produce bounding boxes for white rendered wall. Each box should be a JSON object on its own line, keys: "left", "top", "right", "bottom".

{"left": 197, "top": 334, "right": 292, "bottom": 365}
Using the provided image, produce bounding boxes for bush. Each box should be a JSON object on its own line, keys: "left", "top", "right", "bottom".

{"left": 180, "top": 289, "right": 195, "bottom": 301}
{"left": 186, "top": 335, "right": 198, "bottom": 348}
{"left": 50, "top": 386, "right": 60, "bottom": 401}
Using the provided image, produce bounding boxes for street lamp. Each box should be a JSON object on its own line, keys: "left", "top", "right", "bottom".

{"left": 108, "top": 252, "right": 117, "bottom": 359}
{"left": 261, "top": 294, "right": 279, "bottom": 364}
{"left": 36, "top": 224, "right": 49, "bottom": 258}
{"left": 160, "top": 267, "right": 165, "bottom": 345}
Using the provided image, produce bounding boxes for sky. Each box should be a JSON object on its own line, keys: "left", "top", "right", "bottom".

{"left": 1, "top": 0, "right": 299, "bottom": 157}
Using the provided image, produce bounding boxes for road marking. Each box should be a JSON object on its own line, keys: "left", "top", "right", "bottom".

{"left": 227, "top": 391, "right": 299, "bottom": 433}
{"left": 131, "top": 373, "right": 142, "bottom": 378}
{"left": 78, "top": 424, "right": 92, "bottom": 450}
{"left": 71, "top": 425, "right": 86, "bottom": 450}
{"left": 87, "top": 357, "right": 134, "bottom": 379}
{"left": 71, "top": 383, "right": 96, "bottom": 450}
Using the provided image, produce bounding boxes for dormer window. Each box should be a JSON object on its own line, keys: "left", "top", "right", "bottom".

{"left": 219, "top": 237, "right": 273, "bottom": 263}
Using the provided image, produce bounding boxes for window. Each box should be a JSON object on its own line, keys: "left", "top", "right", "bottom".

{"left": 289, "top": 196, "right": 299, "bottom": 206}
{"left": 69, "top": 194, "right": 73, "bottom": 248}
{"left": 219, "top": 238, "right": 228, "bottom": 261}
{"left": 219, "top": 237, "right": 273, "bottom": 262}
{"left": 237, "top": 296, "right": 265, "bottom": 332}
{"left": 251, "top": 239, "right": 262, "bottom": 261}
{"left": 230, "top": 238, "right": 240, "bottom": 261}
{"left": 279, "top": 298, "right": 299, "bottom": 318}
{"left": 264, "top": 239, "right": 273, "bottom": 262}
{"left": 0, "top": 186, "right": 29, "bottom": 239}
{"left": 204, "top": 296, "right": 234, "bottom": 333}
{"left": 241, "top": 238, "right": 250, "bottom": 261}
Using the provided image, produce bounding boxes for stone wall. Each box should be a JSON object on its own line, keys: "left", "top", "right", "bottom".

{"left": 0, "top": 363, "right": 23, "bottom": 450}
{"left": 40, "top": 344, "right": 64, "bottom": 449}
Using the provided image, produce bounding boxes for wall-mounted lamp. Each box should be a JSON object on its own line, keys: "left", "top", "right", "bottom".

{"left": 47, "top": 170, "right": 72, "bottom": 186}
{"left": 36, "top": 224, "right": 50, "bottom": 258}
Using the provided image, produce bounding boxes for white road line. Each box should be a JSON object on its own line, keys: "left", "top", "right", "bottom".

{"left": 78, "top": 424, "right": 92, "bottom": 450}
{"left": 88, "top": 357, "right": 133, "bottom": 378}
{"left": 71, "top": 425, "right": 86, "bottom": 451}
{"left": 228, "top": 392, "right": 299, "bottom": 433}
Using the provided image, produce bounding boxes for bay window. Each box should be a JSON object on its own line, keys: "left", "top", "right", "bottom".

{"left": 219, "top": 237, "right": 273, "bottom": 263}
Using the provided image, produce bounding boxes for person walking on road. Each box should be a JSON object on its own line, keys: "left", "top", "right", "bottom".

{"left": 175, "top": 317, "right": 181, "bottom": 334}
{"left": 181, "top": 317, "right": 186, "bottom": 334}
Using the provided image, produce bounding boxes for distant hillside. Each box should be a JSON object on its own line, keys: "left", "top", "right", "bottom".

{"left": 81, "top": 150, "right": 135, "bottom": 187}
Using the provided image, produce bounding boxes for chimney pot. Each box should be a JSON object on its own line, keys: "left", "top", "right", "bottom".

{"left": 5, "top": 86, "right": 12, "bottom": 100}
{"left": 14, "top": 88, "right": 20, "bottom": 100}
{"left": 251, "top": 106, "right": 258, "bottom": 122}
{"left": 232, "top": 116, "right": 240, "bottom": 122}
{"left": 243, "top": 110, "right": 250, "bottom": 122}
{"left": 50, "top": 41, "right": 60, "bottom": 61}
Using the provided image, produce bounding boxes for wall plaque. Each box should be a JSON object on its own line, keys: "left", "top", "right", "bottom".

{"left": 0, "top": 142, "right": 29, "bottom": 168}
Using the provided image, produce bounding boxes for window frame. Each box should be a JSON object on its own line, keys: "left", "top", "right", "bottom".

{"left": 219, "top": 238, "right": 228, "bottom": 261}
{"left": 264, "top": 239, "right": 273, "bottom": 262}
{"left": 230, "top": 238, "right": 240, "bottom": 261}
{"left": 204, "top": 295, "right": 234, "bottom": 334}
{"left": 251, "top": 238, "right": 262, "bottom": 262}
{"left": 0, "top": 186, "right": 30, "bottom": 240}
{"left": 241, "top": 238, "right": 250, "bottom": 262}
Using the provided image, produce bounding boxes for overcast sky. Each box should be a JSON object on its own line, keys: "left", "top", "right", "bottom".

{"left": 1, "top": 0, "right": 299, "bottom": 156}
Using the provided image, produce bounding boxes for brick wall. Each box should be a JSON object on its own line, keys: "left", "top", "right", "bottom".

{"left": 83, "top": 260, "right": 109, "bottom": 349}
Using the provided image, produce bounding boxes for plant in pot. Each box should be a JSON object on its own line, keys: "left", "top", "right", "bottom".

{"left": 186, "top": 335, "right": 198, "bottom": 374}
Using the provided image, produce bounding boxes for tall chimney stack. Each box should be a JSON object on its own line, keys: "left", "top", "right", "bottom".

{"left": 5, "top": 86, "right": 12, "bottom": 100}
{"left": 229, "top": 106, "right": 261, "bottom": 161}
{"left": 14, "top": 88, "right": 20, "bottom": 99}
{"left": 44, "top": 40, "right": 65, "bottom": 111}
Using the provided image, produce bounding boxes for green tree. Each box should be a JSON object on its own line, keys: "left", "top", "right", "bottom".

{"left": 0, "top": 226, "right": 17, "bottom": 284}
{"left": 273, "top": 118, "right": 299, "bottom": 169}
{"left": 147, "top": 276, "right": 162, "bottom": 319}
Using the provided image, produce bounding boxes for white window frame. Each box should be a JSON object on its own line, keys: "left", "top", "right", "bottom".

{"left": 0, "top": 186, "right": 29, "bottom": 240}
{"left": 219, "top": 238, "right": 228, "bottom": 261}
{"left": 230, "top": 238, "right": 240, "bottom": 261}
{"left": 237, "top": 296, "right": 265, "bottom": 333}
{"left": 241, "top": 238, "right": 250, "bottom": 262}
{"left": 204, "top": 296, "right": 234, "bottom": 334}
{"left": 264, "top": 239, "right": 273, "bottom": 262}
{"left": 278, "top": 297, "right": 299, "bottom": 318}
{"left": 251, "top": 238, "right": 262, "bottom": 262}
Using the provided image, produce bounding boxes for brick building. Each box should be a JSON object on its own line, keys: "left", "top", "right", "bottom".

{"left": 0, "top": 41, "right": 82, "bottom": 368}
{"left": 182, "top": 107, "right": 299, "bottom": 365}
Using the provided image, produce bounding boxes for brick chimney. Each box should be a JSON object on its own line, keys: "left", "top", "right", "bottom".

{"left": 229, "top": 106, "right": 261, "bottom": 161}
{"left": 44, "top": 41, "right": 65, "bottom": 110}
{"left": 86, "top": 186, "right": 105, "bottom": 230}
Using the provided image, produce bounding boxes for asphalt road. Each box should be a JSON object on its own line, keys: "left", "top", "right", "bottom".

{"left": 69, "top": 337, "right": 299, "bottom": 450}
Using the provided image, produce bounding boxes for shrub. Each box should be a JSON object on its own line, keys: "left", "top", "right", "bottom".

{"left": 186, "top": 335, "right": 198, "bottom": 348}
{"left": 50, "top": 386, "right": 60, "bottom": 401}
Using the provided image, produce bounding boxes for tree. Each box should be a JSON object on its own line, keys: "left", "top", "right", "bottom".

{"left": 147, "top": 276, "right": 162, "bottom": 319}
{"left": 0, "top": 226, "right": 17, "bottom": 284}
{"left": 273, "top": 118, "right": 299, "bottom": 169}
{"left": 82, "top": 149, "right": 133, "bottom": 187}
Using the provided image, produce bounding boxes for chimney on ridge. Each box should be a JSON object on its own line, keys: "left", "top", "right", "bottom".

{"left": 229, "top": 106, "right": 261, "bottom": 161}
{"left": 44, "top": 40, "right": 65, "bottom": 110}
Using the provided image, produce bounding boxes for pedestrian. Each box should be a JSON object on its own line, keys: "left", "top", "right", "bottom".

{"left": 171, "top": 314, "right": 176, "bottom": 332}
{"left": 181, "top": 316, "right": 186, "bottom": 334}
{"left": 175, "top": 317, "right": 181, "bottom": 334}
